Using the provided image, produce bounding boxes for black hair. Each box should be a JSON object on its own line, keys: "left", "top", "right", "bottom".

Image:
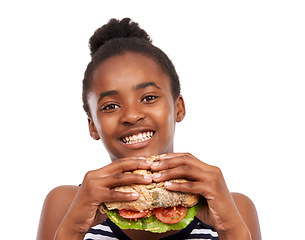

{"left": 82, "top": 18, "right": 181, "bottom": 117}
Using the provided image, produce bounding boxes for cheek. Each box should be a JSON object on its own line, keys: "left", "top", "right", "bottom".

{"left": 94, "top": 115, "right": 117, "bottom": 141}
{"left": 104, "top": 121, "right": 117, "bottom": 138}
{"left": 165, "top": 112, "right": 176, "bottom": 137}
{"left": 155, "top": 101, "right": 176, "bottom": 136}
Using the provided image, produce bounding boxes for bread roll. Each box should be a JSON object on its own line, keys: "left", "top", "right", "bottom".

{"left": 100, "top": 156, "right": 199, "bottom": 213}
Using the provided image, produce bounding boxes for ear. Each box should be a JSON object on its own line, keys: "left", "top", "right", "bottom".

{"left": 175, "top": 95, "right": 186, "bottom": 122}
{"left": 88, "top": 118, "right": 100, "bottom": 140}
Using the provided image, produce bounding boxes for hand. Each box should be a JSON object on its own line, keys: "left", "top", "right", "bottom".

{"left": 150, "top": 153, "right": 250, "bottom": 238}
{"left": 57, "top": 157, "right": 153, "bottom": 236}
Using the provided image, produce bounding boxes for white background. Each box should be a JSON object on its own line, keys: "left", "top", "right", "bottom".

{"left": 1, "top": 1, "right": 304, "bottom": 239}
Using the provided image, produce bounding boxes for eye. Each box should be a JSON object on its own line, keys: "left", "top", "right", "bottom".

{"left": 102, "top": 103, "right": 120, "bottom": 111}
{"left": 142, "top": 95, "right": 158, "bottom": 103}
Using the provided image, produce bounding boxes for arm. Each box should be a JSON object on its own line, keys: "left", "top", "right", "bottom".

{"left": 232, "top": 193, "right": 261, "bottom": 240}
{"left": 37, "top": 157, "right": 153, "bottom": 240}
{"left": 151, "top": 153, "right": 261, "bottom": 240}
{"left": 36, "top": 185, "right": 81, "bottom": 240}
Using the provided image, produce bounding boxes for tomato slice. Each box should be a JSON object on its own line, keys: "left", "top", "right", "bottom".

{"left": 153, "top": 205, "right": 187, "bottom": 224}
{"left": 118, "top": 209, "right": 150, "bottom": 219}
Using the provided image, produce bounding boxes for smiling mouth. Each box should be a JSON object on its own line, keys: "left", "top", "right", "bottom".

{"left": 121, "top": 131, "right": 154, "bottom": 145}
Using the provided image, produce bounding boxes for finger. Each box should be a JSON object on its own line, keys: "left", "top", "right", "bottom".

{"left": 151, "top": 153, "right": 200, "bottom": 171}
{"left": 152, "top": 153, "right": 218, "bottom": 173}
{"left": 163, "top": 173, "right": 229, "bottom": 200}
{"left": 163, "top": 180, "right": 219, "bottom": 199}
{"left": 80, "top": 173, "right": 152, "bottom": 204}
{"left": 159, "top": 152, "right": 187, "bottom": 160}
{"left": 109, "top": 157, "right": 153, "bottom": 173}
{"left": 163, "top": 181, "right": 204, "bottom": 195}
{"left": 152, "top": 165, "right": 211, "bottom": 183}
{"left": 106, "top": 171, "right": 153, "bottom": 188}
{"left": 84, "top": 173, "right": 152, "bottom": 192}
{"left": 86, "top": 157, "right": 153, "bottom": 179}
{"left": 102, "top": 189, "right": 141, "bottom": 203}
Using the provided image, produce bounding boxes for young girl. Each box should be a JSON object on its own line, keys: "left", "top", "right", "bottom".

{"left": 37, "top": 18, "right": 261, "bottom": 240}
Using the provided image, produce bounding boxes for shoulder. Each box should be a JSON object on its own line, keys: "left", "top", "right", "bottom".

{"left": 42, "top": 185, "right": 79, "bottom": 213}
{"left": 46, "top": 185, "right": 79, "bottom": 202}
{"left": 231, "top": 192, "right": 256, "bottom": 211}
{"left": 37, "top": 185, "right": 79, "bottom": 240}
{"left": 231, "top": 192, "right": 262, "bottom": 240}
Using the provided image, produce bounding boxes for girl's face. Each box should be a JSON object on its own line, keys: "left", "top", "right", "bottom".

{"left": 87, "top": 52, "right": 185, "bottom": 161}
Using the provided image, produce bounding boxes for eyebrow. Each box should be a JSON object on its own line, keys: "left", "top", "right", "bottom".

{"left": 135, "top": 81, "right": 161, "bottom": 90}
{"left": 97, "top": 90, "right": 119, "bottom": 103}
{"left": 97, "top": 82, "right": 161, "bottom": 104}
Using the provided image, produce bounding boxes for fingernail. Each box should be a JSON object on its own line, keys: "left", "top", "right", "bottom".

{"left": 164, "top": 182, "right": 172, "bottom": 187}
{"left": 143, "top": 175, "right": 152, "bottom": 180}
{"left": 151, "top": 161, "right": 159, "bottom": 167}
{"left": 153, "top": 173, "right": 161, "bottom": 179}
{"left": 131, "top": 192, "right": 140, "bottom": 197}
{"left": 159, "top": 154, "right": 167, "bottom": 159}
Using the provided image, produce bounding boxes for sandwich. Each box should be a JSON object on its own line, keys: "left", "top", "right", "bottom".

{"left": 99, "top": 156, "right": 201, "bottom": 233}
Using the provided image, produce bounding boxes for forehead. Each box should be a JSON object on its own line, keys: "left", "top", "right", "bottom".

{"left": 91, "top": 52, "right": 171, "bottom": 93}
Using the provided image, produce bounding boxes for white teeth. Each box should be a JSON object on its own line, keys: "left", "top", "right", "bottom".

{"left": 122, "top": 131, "right": 154, "bottom": 144}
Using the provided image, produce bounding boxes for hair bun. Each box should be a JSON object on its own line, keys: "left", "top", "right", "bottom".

{"left": 89, "top": 18, "right": 152, "bottom": 56}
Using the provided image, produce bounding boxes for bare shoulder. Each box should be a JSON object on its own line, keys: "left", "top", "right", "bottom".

{"left": 232, "top": 192, "right": 256, "bottom": 212}
{"left": 47, "top": 185, "right": 79, "bottom": 202}
{"left": 231, "top": 192, "right": 262, "bottom": 240}
{"left": 42, "top": 185, "right": 79, "bottom": 216}
{"left": 37, "top": 185, "right": 79, "bottom": 240}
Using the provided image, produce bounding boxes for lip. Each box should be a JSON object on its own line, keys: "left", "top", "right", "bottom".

{"left": 118, "top": 127, "right": 156, "bottom": 150}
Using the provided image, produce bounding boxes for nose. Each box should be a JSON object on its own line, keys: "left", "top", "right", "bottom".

{"left": 120, "top": 104, "right": 145, "bottom": 125}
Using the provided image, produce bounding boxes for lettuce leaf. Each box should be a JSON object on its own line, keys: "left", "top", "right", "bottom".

{"left": 107, "top": 202, "right": 201, "bottom": 233}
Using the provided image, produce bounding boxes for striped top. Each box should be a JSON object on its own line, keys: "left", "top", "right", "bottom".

{"left": 84, "top": 217, "right": 219, "bottom": 240}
